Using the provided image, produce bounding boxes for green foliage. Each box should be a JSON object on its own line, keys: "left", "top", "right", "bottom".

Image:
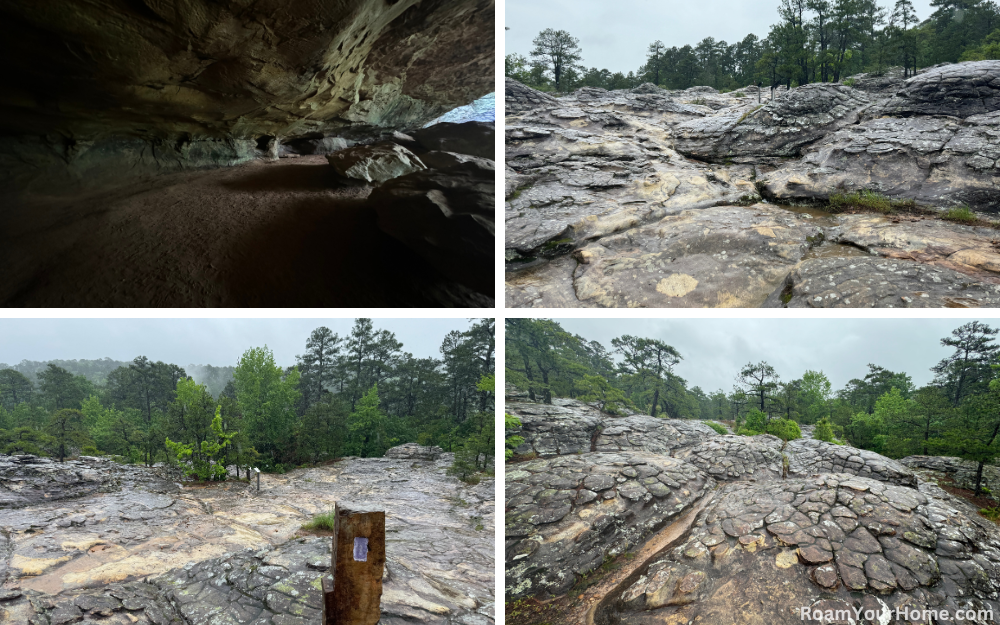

{"left": 302, "top": 509, "right": 337, "bottom": 532}
{"left": 576, "top": 375, "right": 629, "bottom": 414}
{"left": 813, "top": 418, "right": 838, "bottom": 443}
{"left": 828, "top": 190, "right": 908, "bottom": 214}
{"left": 505, "top": 413, "right": 525, "bottom": 460}
{"left": 0, "top": 427, "right": 56, "bottom": 455}
{"left": 943, "top": 204, "right": 977, "bottom": 223}
{"left": 981, "top": 506, "right": 1000, "bottom": 522}
{"left": 46, "top": 409, "right": 92, "bottom": 462}
{"left": 234, "top": 345, "right": 301, "bottom": 468}
{"left": 767, "top": 418, "right": 802, "bottom": 442}
{"left": 705, "top": 421, "right": 728, "bottom": 435}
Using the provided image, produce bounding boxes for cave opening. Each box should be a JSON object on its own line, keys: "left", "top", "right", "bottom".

{"left": 0, "top": 0, "right": 495, "bottom": 307}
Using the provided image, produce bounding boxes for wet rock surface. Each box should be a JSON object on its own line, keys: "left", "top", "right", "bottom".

{"left": 505, "top": 393, "right": 1000, "bottom": 623}
{"left": 673, "top": 84, "right": 871, "bottom": 162}
{"left": 506, "top": 399, "right": 715, "bottom": 456}
{"left": 506, "top": 61, "right": 1000, "bottom": 308}
{"left": 881, "top": 61, "right": 1000, "bottom": 118}
{"left": 612, "top": 474, "right": 1000, "bottom": 624}
{"left": 505, "top": 452, "right": 712, "bottom": 599}
{"left": 0, "top": 455, "right": 494, "bottom": 624}
{"left": 764, "top": 256, "right": 1000, "bottom": 308}
{"left": 901, "top": 456, "right": 1000, "bottom": 496}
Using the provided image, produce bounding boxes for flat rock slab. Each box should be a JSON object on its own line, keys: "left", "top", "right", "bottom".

{"left": 835, "top": 213, "right": 1000, "bottom": 282}
{"left": 764, "top": 256, "right": 1000, "bottom": 308}
{"left": 509, "top": 204, "right": 824, "bottom": 308}
{"left": 506, "top": 452, "right": 711, "bottom": 599}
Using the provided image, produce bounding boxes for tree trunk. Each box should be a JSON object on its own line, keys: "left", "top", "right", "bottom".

{"left": 974, "top": 461, "right": 986, "bottom": 496}
{"left": 651, "top": 387, "right": 660, "bottom": 417}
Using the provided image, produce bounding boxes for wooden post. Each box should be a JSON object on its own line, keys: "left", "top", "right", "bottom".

{"left": 321, "top": 503, "right": 385, "bottom": 625}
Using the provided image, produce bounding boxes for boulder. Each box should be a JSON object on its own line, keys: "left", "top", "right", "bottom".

{"left": 369, "top": 161, "right": 494, "bottom": 295}
{"left": 673, "top": 83, "right": 871, "bottom": 162}
{"left": 384, "top": 443, "right": 444, "bottom": 461}
{"left": 881, "top": 61, "right": 1000, "bottom": 118}
{"left": 281, "top": 135, "right": 356, "bottom": 156}
{"left": 764, "top": 257, "right": 1000, "bottom": 308}
{"left": 506, "top": 452, "right": 711, "bottom": 599}
{"left": 412, "top": 121, "right": 495, "bottom": 158}
{"left": 419, "top": 150, "right": 496, "bottom": 172}
{"left": 325, "top": 142, "right": 427, "bottom": 183}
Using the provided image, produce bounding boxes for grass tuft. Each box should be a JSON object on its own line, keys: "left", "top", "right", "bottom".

{"left": 943, "top": 204, "right": 977, "bottom": 223}
{"left": 828, "top": 190, "right": 916, "bottom": 215}
{"left": 301, "top": 509, "right": 337, "bottom": 532}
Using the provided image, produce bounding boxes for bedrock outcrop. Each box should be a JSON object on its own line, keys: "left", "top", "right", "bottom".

{"left": 0, "top": 454, "right": 494, "bottom": 624}
{"left": 0, "top": 0, "right": 494, "bottom": 193}
{"left": 505, "top": 452, "right": 712, "bottom": 599}
{"left": 505, "top": 394, "right": 1000, "bottom": 624}
{"left": 506, "top": 61, "right": 1000, "bottom": 308}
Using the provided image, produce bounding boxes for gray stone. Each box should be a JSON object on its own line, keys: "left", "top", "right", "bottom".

{"left": 325, "top": 142, "right": 426, "bottom": 183}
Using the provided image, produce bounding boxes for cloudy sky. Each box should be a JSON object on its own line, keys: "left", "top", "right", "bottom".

{"left": 505, "top": 0, "right": 937, "bottom": 74}
{"left": 552, "top": 318, "right": 1000, "bottom": 392}
{"left": 0, "top": 318, "right": 481, "bottom": 368}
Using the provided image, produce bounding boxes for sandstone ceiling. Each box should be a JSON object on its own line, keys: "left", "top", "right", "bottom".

{"left": 0, "top": 0, "right": 495, "bottom": 141}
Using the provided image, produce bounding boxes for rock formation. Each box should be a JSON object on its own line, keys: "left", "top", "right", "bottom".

{"left": 0, "top": 453, "right": 494, "bottom": 624}
{"left": 0, "top": 0, "right": 495, "bottom": 194}
{"left": 506, "top": 61, "right": 1000, "bottom": 308}
{"left": 504, "top": 393, "right": 1000, "bottom": 623}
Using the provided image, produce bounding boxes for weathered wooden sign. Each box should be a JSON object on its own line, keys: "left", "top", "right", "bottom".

{"left": 321, "top": 503, "right": 386, "bottom": 625}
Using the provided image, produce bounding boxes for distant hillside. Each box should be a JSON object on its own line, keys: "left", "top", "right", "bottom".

{"left": 0, "top": 358, "right": 132, "bottom": 385}
{"left": 0, "top": 359, "right": 234, "bottom": 398}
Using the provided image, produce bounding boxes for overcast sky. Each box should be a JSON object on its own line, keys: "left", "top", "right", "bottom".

{"left": 552, "top": 318, "right": 1000, "bottom": 392}
{"left": 0, "top": 318, "right": 481, "bottom": 368}
{"left": 505, "top": 0, "right": 937, "bottom": 74}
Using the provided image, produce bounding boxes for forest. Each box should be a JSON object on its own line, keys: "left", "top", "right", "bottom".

{"left": 506, "top": 0, "right": 1000, "bottom": 92}
{"left": 505, "top": 319, "right": 1000, "bottom": 494}
{"left": 0, "top": 318, "right": 495, "bottom": 480}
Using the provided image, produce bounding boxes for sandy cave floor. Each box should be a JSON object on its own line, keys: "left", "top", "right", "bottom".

{"left": 0, "top": 156, "right": 491, "bottom": 307}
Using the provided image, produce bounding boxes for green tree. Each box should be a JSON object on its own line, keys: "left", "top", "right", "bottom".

{"left": 0, "top": 369, "right": 33, "bottom": 411}
{"left": 46, "top": 409, "right": 91, "bottom": 462}
{"left": 530, "top": 29, "right": 584, "bottom": 91}
{"left": 346, "top": 384, "right": 390, "bottom": 458}
{"left": 233, "top": 346, "right": 301, "bottom": 467}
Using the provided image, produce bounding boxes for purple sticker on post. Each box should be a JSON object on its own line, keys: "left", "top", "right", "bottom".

{"left": 353, "top": 537, "right": 368, "bottom": 562}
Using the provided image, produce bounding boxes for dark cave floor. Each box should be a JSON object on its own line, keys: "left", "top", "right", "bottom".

{"left": 0, "top": 156, "right": 493, "bottom": 307}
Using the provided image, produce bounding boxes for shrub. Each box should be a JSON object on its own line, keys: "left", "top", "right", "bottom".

{"left": 302, "top": 509, "right": 337, "bottom": 532}
{"left": 705, "top": 421, "right": 728, "bottom": 435}
{"left": 814, "top": 418, "right": 837, "bottom": 442}
{"left": 981, "top": 506, "right": 1000, "bottom": 522}
{"left": 767, "top": 418, "right": 802, "bottom": 442}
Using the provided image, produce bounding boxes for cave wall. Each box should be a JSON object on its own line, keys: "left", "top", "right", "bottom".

{"left": 0, "top": 0, "right": 495, "bottom": 193}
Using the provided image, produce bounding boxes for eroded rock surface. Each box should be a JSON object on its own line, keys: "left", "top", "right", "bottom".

{"left": 673, "top": 84, "right": 871, "bottom": 162}
{"left": 0, "top": 454, "right": 494, "bottom": 624}
{"left": 764, "top": 257, "right": 1000, "bottom": 308}
{"left": 0, "top": 0, "right": 494, "bottom": 194}
{"left": 505, "top": 393, "right": 1000, "bottom": 624}
{"left": 902, "top": 456, "right": 1000, "bottom": 496}
{"left": 506, "top": 399, "right": 715, "bottom": 456}
{"left": 506, "top": 61, "right": 1000, "bottom": 308}
{"left": 505, "top": 452, "right": 712, "bottom": 599}
{"left": 613, "top": 474, "right": 1000, "bottom": 624}
{"left": 881, "top": 61, "right": 1000, "bottom": 118}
